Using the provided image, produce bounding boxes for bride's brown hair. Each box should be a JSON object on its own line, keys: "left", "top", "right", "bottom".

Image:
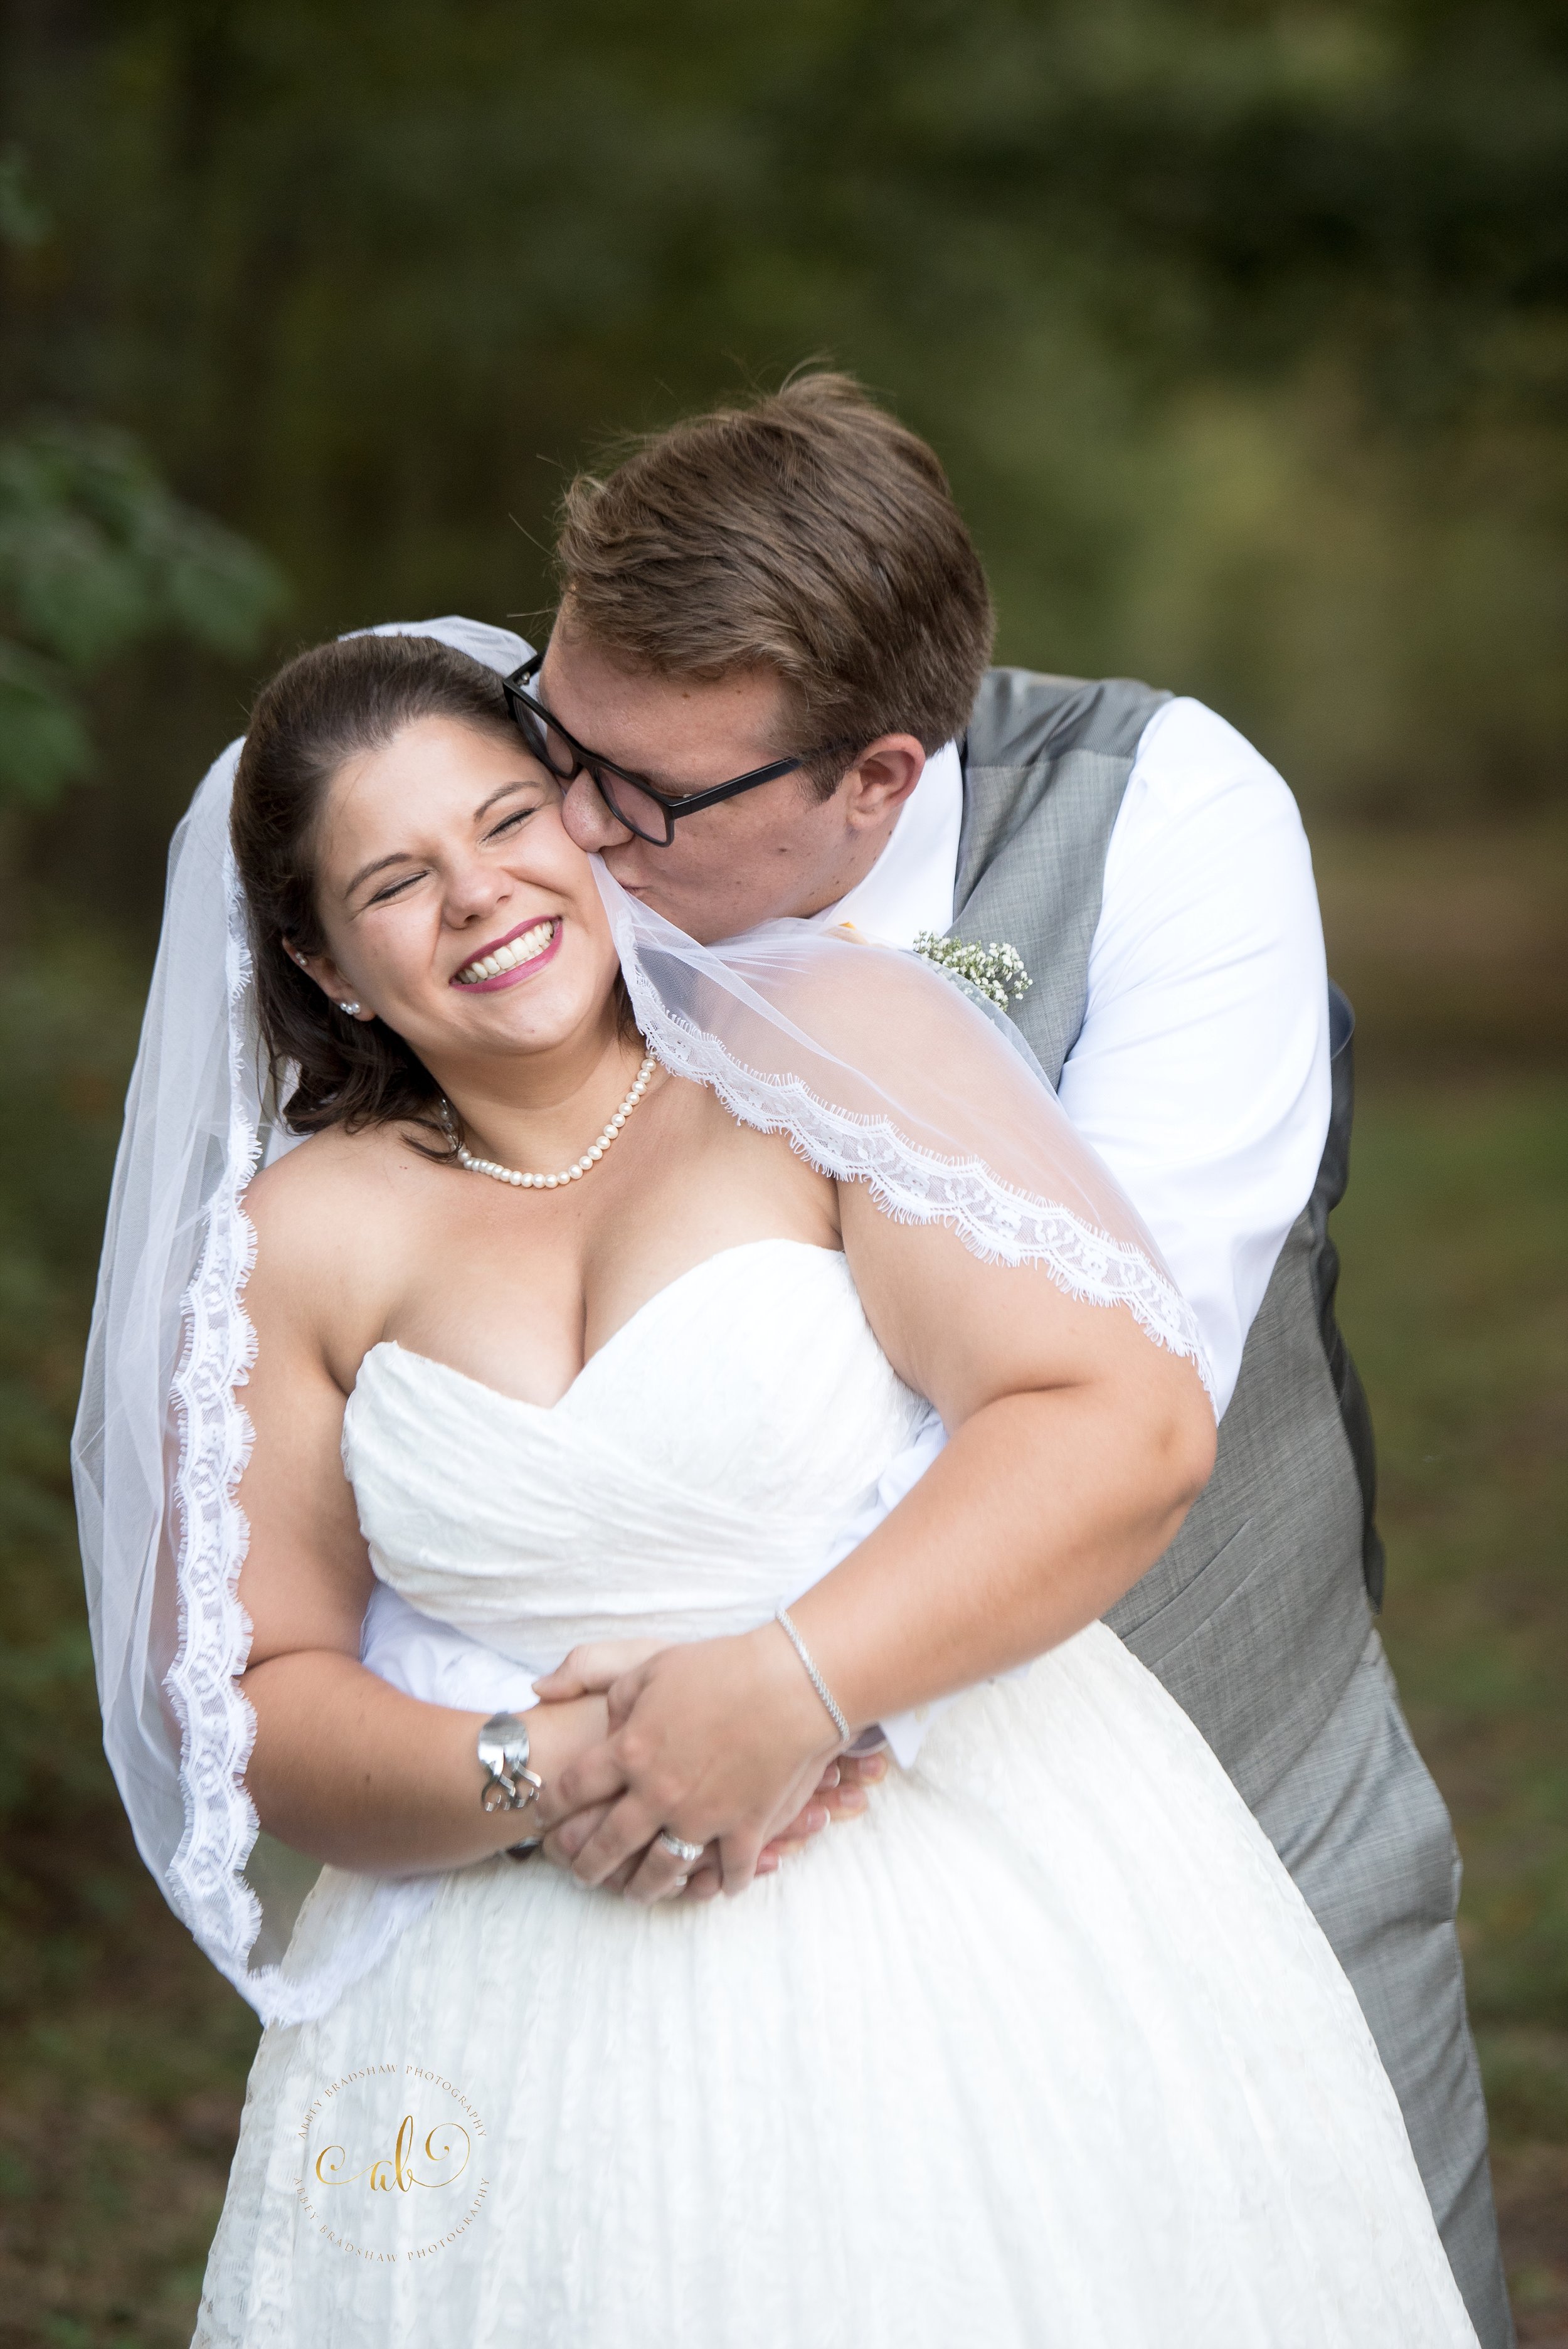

{"left": 230, "top": 632, "right": 519, "bottom": 1140}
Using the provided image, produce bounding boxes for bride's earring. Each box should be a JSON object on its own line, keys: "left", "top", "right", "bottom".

{"left": 286, "top": 945, "right": 361, "bottom": 1017}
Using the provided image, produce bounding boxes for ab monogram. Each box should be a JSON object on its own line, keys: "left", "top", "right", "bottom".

{"left": 294, "top": 2060, "right": 490, "bottom": 2265}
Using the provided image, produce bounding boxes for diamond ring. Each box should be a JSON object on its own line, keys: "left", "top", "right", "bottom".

{"left": 657, "top": 1828, "right": 704, "bottom": 1866}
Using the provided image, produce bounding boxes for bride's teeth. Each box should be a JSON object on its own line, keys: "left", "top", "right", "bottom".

{"left": 456, "top": 920, "right": 556, "bottom": 984}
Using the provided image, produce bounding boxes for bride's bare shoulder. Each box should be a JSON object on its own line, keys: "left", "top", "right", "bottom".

{"left": 241, "top": 1118, "right": 438, "bottom": 1254}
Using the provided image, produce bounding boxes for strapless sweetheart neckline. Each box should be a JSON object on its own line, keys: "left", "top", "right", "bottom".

{"left": 346, "top": 1231, "right": 935, "bottom": 1702}
{"left": 363, "top": 1234, "right": 849, "bottom": 1414}
{"left": 361, "top": 1231, "right": 849, "bottom": 1409}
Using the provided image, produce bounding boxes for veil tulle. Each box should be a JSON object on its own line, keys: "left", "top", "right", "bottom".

{"left": 593, "top": 865, "right": 1208, "bottom": 1359}
{"left": 72, "top": 617, "right": 1213, "bottom": 2027}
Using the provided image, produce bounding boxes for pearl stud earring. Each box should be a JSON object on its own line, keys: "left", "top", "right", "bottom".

{"left": 337, "top": 1001, "right": 362, "bottom": 1017}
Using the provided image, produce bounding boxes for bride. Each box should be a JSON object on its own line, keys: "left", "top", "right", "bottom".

{"left": 77, "top": 618, "right": 1477, "bottom": 2347}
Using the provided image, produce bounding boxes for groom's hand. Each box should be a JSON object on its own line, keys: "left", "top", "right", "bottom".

{"left": 761, "top": 1747, "right": 887, "bottom": 1850}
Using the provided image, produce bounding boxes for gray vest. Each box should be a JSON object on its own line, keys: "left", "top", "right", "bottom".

{"left": 955, "top": 668, "right": 1384, "bottom": 1810}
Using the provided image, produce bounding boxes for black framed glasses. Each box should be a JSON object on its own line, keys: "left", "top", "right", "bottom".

{"left": 502, "top": 654, "right": 850, "bottom": 847}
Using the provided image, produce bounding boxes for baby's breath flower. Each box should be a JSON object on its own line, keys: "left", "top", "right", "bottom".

{"left": 911, "top": 933, "right": 1032, "bottom": 1010}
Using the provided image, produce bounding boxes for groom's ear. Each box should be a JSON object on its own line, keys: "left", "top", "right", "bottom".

{"left": 838, "top": 736, "right": 928, "bottom": 831}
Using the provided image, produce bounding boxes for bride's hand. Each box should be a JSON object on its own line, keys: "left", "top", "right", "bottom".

{"left": 536, "top": 1747, "right": 887, "bottom": 1899}
{"left": 532, "top": 1640, "right": 884, "bottom": 1898}
{"left": 532, "top": 1639, "right": 668, "bottom": 1699}
{"left": 532, "top": 1627, "right": 845, "bottom": 1902}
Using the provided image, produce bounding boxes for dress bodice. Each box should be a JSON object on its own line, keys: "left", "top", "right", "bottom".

{"left": 343, "top": 1239, "right": 930, "bottom": 1666}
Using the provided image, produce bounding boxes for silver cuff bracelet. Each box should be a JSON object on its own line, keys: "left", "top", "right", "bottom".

{"left": 477, "top": 1709, "right": 544, "bottom": 1816}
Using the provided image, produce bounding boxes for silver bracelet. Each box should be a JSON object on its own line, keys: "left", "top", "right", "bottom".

{"left": 477, "top": 1710, "right": 544, "bottom": 1815}
{"left": 477, "top": 1711, "right": 546, "bottom": 1860}
{"left": 774, "top": 1606, "right": 850, "bottom": 1742}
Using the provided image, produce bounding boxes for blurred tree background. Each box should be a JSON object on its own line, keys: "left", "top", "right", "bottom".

{"left": 1, "top": 1, "right": 1564, "bottom": 2340}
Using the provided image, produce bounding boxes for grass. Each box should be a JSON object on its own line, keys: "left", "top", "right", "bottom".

{"left": 1335, "top": 1075, "right": 1568, "bottom": 2343}
{"left": 1320, "top": 810, "right": 1568, "bottom": 2343}
{"left": 0, "top": 824, "right": 1564, "bottom": 2344}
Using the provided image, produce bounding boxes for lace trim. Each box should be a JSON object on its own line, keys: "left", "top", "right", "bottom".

{"left": 625, "top": 978, "right": 1218, "bottom": 1409}
{"left": 163, "top": 861, "right": 265, "bottom": 1972}
{"left": 160, "top": 861, "right": 448, "bottom": 2028}
{"left": 248, "top": 1877, "right": 442, "bottom": 2030}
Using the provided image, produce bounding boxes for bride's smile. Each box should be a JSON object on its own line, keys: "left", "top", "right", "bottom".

{"left": 450, "top": 914, "right": 561, "bottom": 988}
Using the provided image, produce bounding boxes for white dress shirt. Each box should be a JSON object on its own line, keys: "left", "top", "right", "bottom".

{"left": 821, "top": 701, "right": 1332, "bottom": 1419}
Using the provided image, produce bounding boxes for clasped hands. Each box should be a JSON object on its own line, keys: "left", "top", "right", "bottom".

{"left": 528, "top": 1625, "right": 886, "bottom": 1906}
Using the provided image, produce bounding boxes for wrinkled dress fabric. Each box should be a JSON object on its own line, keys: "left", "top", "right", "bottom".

{"left": 194, "top": 1241, "right": 1477, "bottom": 2348}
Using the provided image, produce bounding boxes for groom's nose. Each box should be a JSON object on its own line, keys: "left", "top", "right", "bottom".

{"left": 560, "top": 772, "right": 633, "bottom": 852}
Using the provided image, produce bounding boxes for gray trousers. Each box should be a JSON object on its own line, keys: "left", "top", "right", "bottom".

{"left": 1255, "top": 1630, "right": 1514, "bottom": 2349}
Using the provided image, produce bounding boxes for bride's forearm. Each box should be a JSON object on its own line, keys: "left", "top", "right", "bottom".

{"left": 238, "top": 1648, "right": 606, "bottom": 1872}
{"left": 788, "top": 1383, "right": 1210, "bottom": 1732}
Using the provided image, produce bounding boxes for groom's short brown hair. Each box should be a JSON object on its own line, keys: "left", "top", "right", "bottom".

{"left": 553, "top": 372, "right": 994, "bottom": 790}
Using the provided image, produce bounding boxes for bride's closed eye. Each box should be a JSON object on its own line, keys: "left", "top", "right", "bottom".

{"left": 366, "top": 870, "right": 423, "bottom": 906}
{"left": 484, "top": 805, "right": 538, "bottom": 841}
{"left": 360, "top": 798, "right": 549, "bottom": 906}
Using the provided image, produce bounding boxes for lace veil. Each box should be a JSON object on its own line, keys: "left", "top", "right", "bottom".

{"left": 72, "top": 616, "right": 1212, "bottom": 2027}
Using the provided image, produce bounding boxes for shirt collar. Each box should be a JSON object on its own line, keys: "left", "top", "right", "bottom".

{"left": 814, "top": 740, "right": 963, "bottom": 948}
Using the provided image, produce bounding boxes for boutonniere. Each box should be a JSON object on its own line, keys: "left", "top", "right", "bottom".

{"left": 911, "top": 931, "right": 1032, "bottom": 1010}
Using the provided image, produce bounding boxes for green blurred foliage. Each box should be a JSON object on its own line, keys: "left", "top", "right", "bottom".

{"left": 3, "top": 0, "right": 1566, "bottom": 859}
{"left": 0, "top": 935, "right": 147, "bottom": 1835}
{"left": 0, "top": 422, "right": 285, "bottom": 809}
{"left": 0, "top": 137, "right": 284, "bottom": 819}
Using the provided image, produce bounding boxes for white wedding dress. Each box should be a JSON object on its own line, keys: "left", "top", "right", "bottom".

{"left": 195, "top": 1239, "right": 1476, "bottom": 2348}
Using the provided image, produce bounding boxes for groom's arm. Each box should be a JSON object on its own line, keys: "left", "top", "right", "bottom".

{"left": 1056, "top": 695, "right": 1332, "bottom": 1417}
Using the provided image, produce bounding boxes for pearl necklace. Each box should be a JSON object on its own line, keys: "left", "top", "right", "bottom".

{"left": 448, "top": 1051, "right": 657, "bottom": 1190}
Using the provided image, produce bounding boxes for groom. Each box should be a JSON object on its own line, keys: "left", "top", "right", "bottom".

{"left": 524, "top": 373, "right": 1510, "bottom": 2345}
